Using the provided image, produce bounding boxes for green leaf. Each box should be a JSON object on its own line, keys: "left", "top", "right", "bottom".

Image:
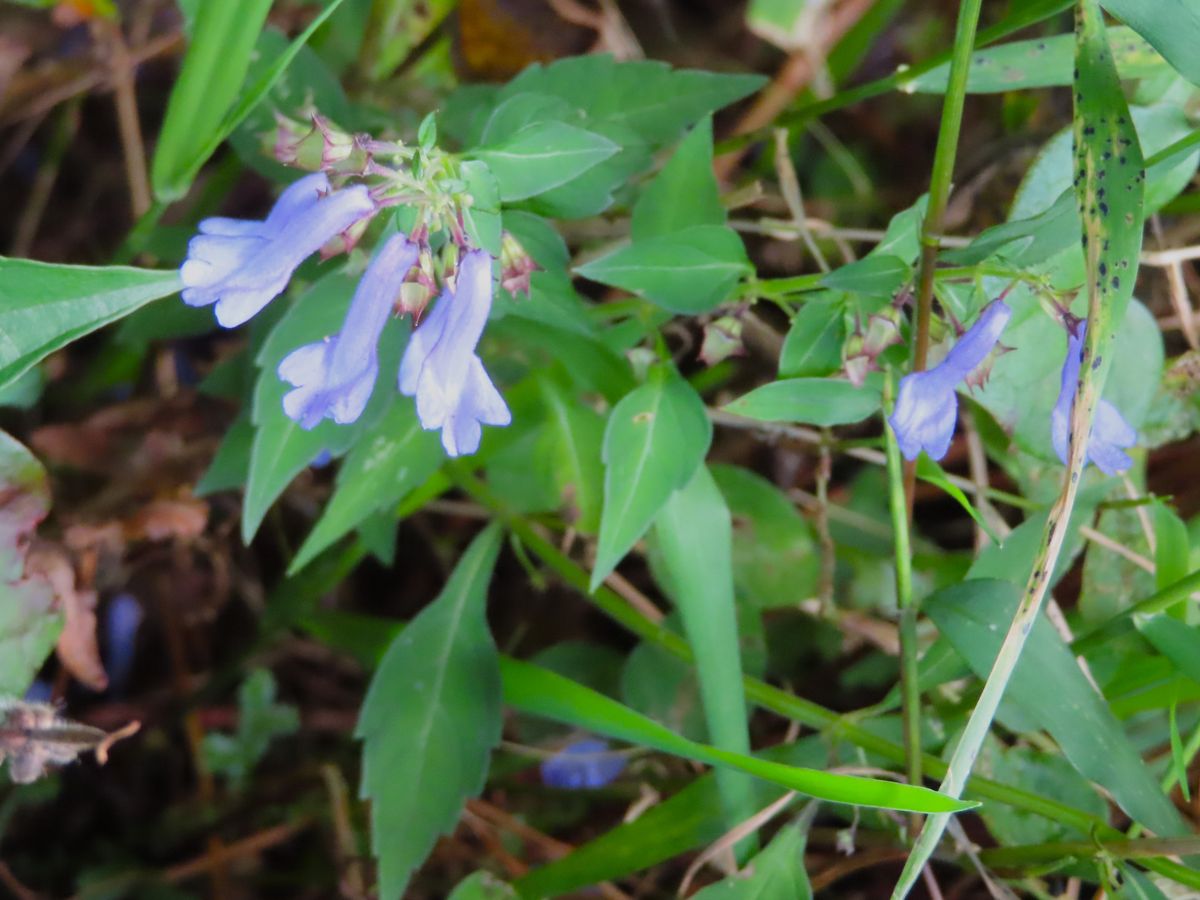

{"left": 473, "top": 122, "right": 619, "bottom": 202}
{"left": 577, "top": 226, "right": 750, "bottom": 314}
{"left": 195, "top": 414, "right": 253, "bottom": 496}
{"left": 358, "top": 525, "right": 504, "bottom": 900}
{"left": 243, "top": 271, "right": 400, "bottom": 541}
{"left": 151, "top": 0, "right": 273, "bottom": 200}
{"left": 692, "top": 823, "right": 812, "bottom": 899}
{"left": 0, "top": 431, "right": 61, "bottom": 697}
{"left": 903, "top": 26, "right": 1166, "bottom": 93}
{"left": 501, "top": 657, "right": 975, "bottom": 814}
{"left": 288, "top": 402, "right": 444, "bottom": 574}
{"left": 915, "top": 456, "right": 1002, "bottom": 544}
{"left": 538, "top": 374, "right": 605, "bottom": 533}
{"left": 778, "top": 296, "right": 846, "bottom": 378}
{"left": 631, "top": 117, "right": 726, "bottom": 239}
{"left": 446, "top": 872, "right": 517, "bottom": 900}
{"left": 747, "top": 0, "right": 809, "bottom": 50}
{"left": 1133, "top": 615, "right": 1200, "bottom": 686}
{"left": 1152, "top": 500, "right": 1190, "bottom": 593}
{"left": 496, "top": 56, "right": 765, "bottom": 148}
{"left": 1101, "top": 0, "right": 1200, "bottom": 90}
{"left": 710, "top": 464, "right": 818, "bottom": 610}
{"left": 0, "top": 259, "right": 180, "bottom": 391}
{"left": 592, "top": 364, "right": 712, "bottom": 589}
{"left": 724, "top": 376, "right": 881, "bottom": 426}
{"left": 461, "top": 160, "right": 503, "bottom": 256}
{"left": 820, "top": 255, "right": 910, "bottom": 296}
{"left": 925, "top": 579, "right": 1188, "bottom": 839}
{"left": 655, "top": 466, "right": 756, "bottom": 833}
{"left": 201, "top": 669, "right": 299, "bottom": 789}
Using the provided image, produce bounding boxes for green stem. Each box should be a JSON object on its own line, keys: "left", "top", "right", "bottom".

{"left": 979, "top": 836, "right": 1200, "bottom": 870}
{"left": 884, "top": 372, "right": 922, "bottom": 791}
{"left": 911, "top": 0, "right": 985, "bottom": 377}
{"left": 1071, "top": 569, "right": 1200, "bottom": 656}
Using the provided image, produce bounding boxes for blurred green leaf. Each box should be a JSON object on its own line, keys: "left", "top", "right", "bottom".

{"left": 724, "top": 376, "right": 881, "bottom": 426}
{"left": 0, "top": 259, "right": 180, "bottom": 391}
{"left": 904, "top": 26, "right": 1165, "bottom": 93}
{"left": 710, "top": 464, "right": 818, "bottom": 610}
{"left": 592, "top": 364, "right": 711, "bottom": 588}
{"left": 358, "top": 525, "right": 504, "bottom": 900}
{"left": 1152, "top": 501, "right": 1190, "bottom": 593}
{"left": 655, "top": 466, "right": 756, "bottom": 834}
{"left": 151, "top": 0, "right": 274, "bottom": 200}
{"left": 1101, "top": 0, "right": 1200, "bottom": 89}
{"left": 692, "top": 822, "right": 811, "bottom": 899}
{"left": 202, "top": 669, "right": 299, "bottom": 789}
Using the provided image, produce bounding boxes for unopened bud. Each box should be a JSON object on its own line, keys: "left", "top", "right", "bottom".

{"left": 499, "top": 232, "right": 538, "bottom": 298}
{"left": 319, "top": 216, "right": 372, "bottom": 261}
{"left": 398, "top": 281, "right": 433, "bottom": 319}
{"left": 272, "top": 113, "right": 362, "bottom": 172}
{"left": 699, "top": 317, "right": 744, "bottom": 366}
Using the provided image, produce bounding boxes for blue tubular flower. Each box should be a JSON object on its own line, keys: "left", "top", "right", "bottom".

{"left": 540, "top": 740, "right": 627, "bottom": 789}
{"left": 888, "top": 300, "right": 1012, "bottom": 461}
{"left": 181, "top": 173, "right": 375, "bottom": 328}
{"left": 1051, "top": 325, "right": 1136, "bottom": 475}
{"left": 278, "top": 234, "right": 419, "bottom": 429}
{"left": 398, "top": 249, "right": 511, "bottom": 457}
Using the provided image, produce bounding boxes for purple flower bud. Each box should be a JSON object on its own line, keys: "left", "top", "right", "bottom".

{"left": 398, "top": 249, "right": 511, "bottom": 457}
{"left": 888, "top": 300, "right": 1012, "bottom": 461}
{"left": 1051, "top": 324, "right": 1136, "bottom": 475}
{"left": 279, "top": 234, "right": 419, "bottom": 429}
{"left": 540, "top": 739, "right": 626, "bottom": 789}
{"left": 181, "top": 173, "right": 375, "bottom": 328}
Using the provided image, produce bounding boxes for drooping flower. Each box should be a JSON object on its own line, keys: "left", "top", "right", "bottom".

{"left": 278, "top": 234, "right": 419, "bottom": 429}
{"left": 540, "top": 739, "right": 627, "bottom": 789}
{"left": 181, "top": 172, "right": 375, "bottom": 328}
{"left": 1051, "top": 324, "right": 1136, "bottom": 475}
{"left": 888, "top": 300, "right": 1012, "bottom": 461}
{"left": 398, "top": 249, "right": 511, "bottom": 457}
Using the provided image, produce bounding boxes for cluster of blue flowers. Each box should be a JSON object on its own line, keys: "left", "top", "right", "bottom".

{"left": 888, "top": 299, "right": 1136, "bottom": 474}
{"left": 180, "top": 172, "right": 510, "bottom": 457}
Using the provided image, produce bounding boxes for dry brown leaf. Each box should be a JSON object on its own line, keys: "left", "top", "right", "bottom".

{"left": 26, "top": 545, "right": 107, "bottom": 692}
{"left": 124, "top": 494, "right": 208, "bottom": 542}
{"left": 0, "top": 700, "right": 136, "bottom": 784}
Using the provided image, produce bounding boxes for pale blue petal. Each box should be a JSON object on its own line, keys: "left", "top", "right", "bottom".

{"left": 940, "top": 299, "right": 1012, "bottom": 379}
{"left": 278, "top": 235, "right": 418, "bottom": 429}
{"left": 541, "top": 740, "right": 626, "bottom": 789}
{"left": 889, "top": 368, "right": 959, "bottom": 461}
{"left": 1051, "top": 325, "right": 1136, "bottom": 474}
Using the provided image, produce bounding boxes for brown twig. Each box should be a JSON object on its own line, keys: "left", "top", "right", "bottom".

{"left": 100, "top": 19, "right": 151, "bottom": 217}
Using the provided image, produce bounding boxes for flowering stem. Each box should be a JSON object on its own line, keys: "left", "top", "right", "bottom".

{"left": 883, "top": 371, "right": 922, "bottom": 793}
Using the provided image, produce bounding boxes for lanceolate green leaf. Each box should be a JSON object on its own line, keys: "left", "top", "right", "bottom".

{"left": 724, "top": 376, "right": 882, "bottom": 426}
{"left": 655, "top": 466, "right": 756, "bottom": 836}
{"left": 903, "top": 26, "right": 1165, "bottom": 94}
{"left": 288, "top": 402, "right": 444, "bottom": 574}
{"left": 153, "top": 0, "right": 351, "bottom": 201}
{"left": 474, "top": 122, "right": 619, "bottom": 202}
{"left": 0, "top": 259, "right": 181, "bottom": 391}
{"left": 357, "top": 525, "right": 504, "bottom": 900}
{"left": 925, "top": 580, "right": 1186, "bottom": 838}
{"left": 151, "top": 0, "right": 274, "bottom": 200}
{"left": 501, "top": 657, "right": 975, "bottom": 815}
{"left": 631, "top": 117, "right": 726, "bottom": 239}
{"left": 577, "top": 226, "right": 750, "bottom": 314}
{"left": 592, "top": 364, "right": 712, "bottom": 589}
